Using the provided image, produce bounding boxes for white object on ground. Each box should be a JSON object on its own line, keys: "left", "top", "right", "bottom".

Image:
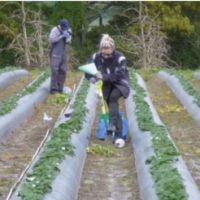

{"left": 43, "top": 112, "right": 52, "bottom": 121}
{"left": 114, "top": 138, "right": 125, "bottom": 148}
{"left": 63, "top": 86, "right": 72, "bottom": 94}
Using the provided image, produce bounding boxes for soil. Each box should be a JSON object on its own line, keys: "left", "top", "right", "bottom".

{"left": 143, "top": 73, "right": 200, "bottom": 189}
{"left": 77, "top": 99, "right": 140, "bottom": 200}
{"left": 0, "top": 76, "right": 34, "bottom": 101}
{"left": 0, "top": 71, "right": 82, "bottom": 200}
{"left": 2, "top": 69, "right": 200, "bottom": 199}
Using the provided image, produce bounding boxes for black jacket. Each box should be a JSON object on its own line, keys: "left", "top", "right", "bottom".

{"left": 85, "top": 50, "right": 130, "bottom": 101}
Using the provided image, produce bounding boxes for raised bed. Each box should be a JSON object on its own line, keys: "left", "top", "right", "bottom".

{"left": 193, "top": 70, "right": 200, "bottom": 79}
{"left": 0, "top": 69, "right": 29, "bottom": 89}
{"left": 125, "top": 69, "right": 200, "bottom": 200}
{"left": 8, "top": 77, "right": 98, "bottom": 200}
{"left": 158, "top": 70, "right": 200, "bottom": 127}
{"left": 0, "top": 71, "right": 50, "bottom": 141}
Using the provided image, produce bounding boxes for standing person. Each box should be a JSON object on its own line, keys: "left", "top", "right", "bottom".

{"left": 85, "top": 34, "right": 130, "bottom": 143}
{"left": 48, "top": 18, "right": 72, "bottom": 94}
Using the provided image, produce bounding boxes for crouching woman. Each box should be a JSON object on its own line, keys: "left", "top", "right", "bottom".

{"left": 85, "top": 34, "right": 130, "bottom": 142}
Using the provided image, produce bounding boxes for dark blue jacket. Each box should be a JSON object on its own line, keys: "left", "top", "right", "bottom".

{"left": 86, "top": 50, "right": 130, "bottom": 101}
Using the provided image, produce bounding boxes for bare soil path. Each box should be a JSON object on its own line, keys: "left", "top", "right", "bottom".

{"left": 144, "top": 73, "right": 200, "bottom": 189}
{"left": 77, "top": 100, "right": 140, "bottom": 200}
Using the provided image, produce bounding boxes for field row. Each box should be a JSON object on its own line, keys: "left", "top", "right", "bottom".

{"left": 1, "top": 68, "right": 200, "bottom": 200}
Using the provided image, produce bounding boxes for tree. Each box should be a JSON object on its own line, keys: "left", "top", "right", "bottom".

{"left": 103, "top": 1, "right": 200, "bottom": 68}
{"left": 112, "top": 2, "right": 171, "bottom": 68}
{"left": 0, "top": 2, "right": 19, "bottom": 66}
{"left": 21, "top": 1, "right": 30, "bottom": 67}
{"left": 0, "top": 2, "right": 49, "bottom": 68}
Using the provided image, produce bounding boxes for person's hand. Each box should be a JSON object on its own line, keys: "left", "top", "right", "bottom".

{"left": 67, "top": 28, "right": 72, "bottom": 36}
{"left": 95, "top": 71, "right": 103, "bottom": 80}
{"left": 89, "top": 77, "right": 96, "bottom": 84}
{"left": 61, "top": 31, "right": 69, "bottom": 39}
{"left": 66, "top": 35, "right": 72, "bottom": 44}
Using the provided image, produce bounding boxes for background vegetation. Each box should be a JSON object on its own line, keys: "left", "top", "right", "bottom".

{"left": 0, "top": 1, "right": 200, "bottom": 69}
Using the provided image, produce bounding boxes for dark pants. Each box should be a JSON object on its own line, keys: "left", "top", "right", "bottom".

{"left": 106, "top": 87, "right": 122, "bottom": 138}
{"left": 50, "top": 56, "right": 66, "bottom": 92}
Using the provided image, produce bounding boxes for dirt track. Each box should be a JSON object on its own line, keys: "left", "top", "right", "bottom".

{"left": 144, "top": 73, "right": 200, "bottom": 189}
{"left": 77, "top": 100, "right": 140, "bottom": 200}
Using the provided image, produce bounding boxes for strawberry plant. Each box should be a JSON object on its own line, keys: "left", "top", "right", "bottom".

{"left": 165, "top": 69, "right": 200, "bottom": 107}
{"left": 18, "top": 78, "right": 89, "bottom": 200}
{"left": 129, "top": 69, "right": 188, "bottom": 200}
{"left": 0, "top": 70, "right": 50, "bottom": 115}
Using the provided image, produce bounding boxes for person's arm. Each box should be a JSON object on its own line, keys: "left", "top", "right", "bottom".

{"left": 102, "top": 54, "right": 128, "bottom": 83}
{"left": 114, "top": 55, "right": 129, "bottom": 80}
{"left": 48, "top": 27, "right": 65, "bottom": 44}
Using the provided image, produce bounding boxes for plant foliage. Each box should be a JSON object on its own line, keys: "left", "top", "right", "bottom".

{"left": 0, "top": 70, "right": 50, "bottom": 115}
{"left": 129, "top": 69, "right": 188, "bottom": 200}
{"left": 18, "top": 78, "right": 89, "bottom": 200}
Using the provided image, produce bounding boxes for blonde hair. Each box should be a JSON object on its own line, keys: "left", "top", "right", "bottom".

{"left": 99, "top": 34, "right": 115, "bottom": 50}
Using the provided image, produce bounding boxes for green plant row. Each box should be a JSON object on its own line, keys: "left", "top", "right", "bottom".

{"left": 0, "top": 70, "right": 50, "bottom": 116}
{"left": 18, "top": 78, "right": 89, "bottom": 200}
{"left": 165, "top": 68, "right": 200, "bottom": 107}
{"left": 129, "top": 69, "right": 188, "bottom": 200}
{"left": 0, "top": 66, "right": 19, "bottom": 74}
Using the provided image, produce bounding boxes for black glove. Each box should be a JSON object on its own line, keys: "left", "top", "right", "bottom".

{"left": 109, "top": 74, "right": 119, "bottom": 82}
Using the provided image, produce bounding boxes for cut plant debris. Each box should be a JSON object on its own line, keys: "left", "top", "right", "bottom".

{"left": 129, "top": 69, "right": 188, "bottom": 200}
{"left": 86, "top": 143, "right": 116, "bottom": 157}
{"left": 47, "top": 93, "right": 70, "bottom": 105}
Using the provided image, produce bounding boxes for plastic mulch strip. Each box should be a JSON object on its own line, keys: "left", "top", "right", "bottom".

{"left": 0, "top": 70, "right": 50, "bottom": 116}
{"left": 0, "top": 66, "right": 19, "bottom": 74}
{"left": 164, "top": 69, "right": 200, "bottom": 107}
{"left": 17, "top": 78, "right": 90, "bottom": 200}
{"left": 129, "top": 69, "right": 188, "bottom": 200}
